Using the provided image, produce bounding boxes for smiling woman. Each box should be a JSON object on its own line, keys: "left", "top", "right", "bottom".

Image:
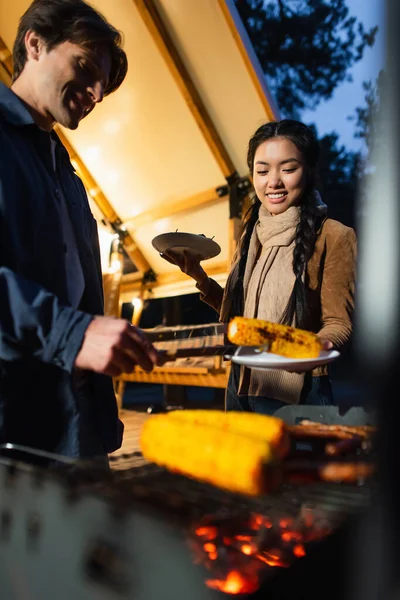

{"left": 160, "top": 119, "right": 357, "bottom": 415}
{"left": 253, "top": 138, "right": 307, "bottom": 216}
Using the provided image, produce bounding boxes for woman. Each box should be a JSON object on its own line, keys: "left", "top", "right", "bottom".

{"left": 161, "top": 120, "right": 357, "bottom": 414}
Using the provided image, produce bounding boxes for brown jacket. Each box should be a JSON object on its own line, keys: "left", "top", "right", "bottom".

{"left": 198, "top": 219, "right": 357, "bottom": 370}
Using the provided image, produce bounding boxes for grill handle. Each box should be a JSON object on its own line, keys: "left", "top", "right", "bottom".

{"left": 158, "top": 345, "right": 235, "bottom": 364}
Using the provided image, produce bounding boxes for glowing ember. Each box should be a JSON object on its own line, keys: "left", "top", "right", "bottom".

{"left": 279, "top": 518, "right": 294, "bottom": 529}
{"left": 250, "top": 514, "right": 264, "bottom": 529}
{"left": 223, "top": 537, "right": 233, "bottom": 546}
{"left": 204, "top": 543, "right": 217, "bottom": 553}
{"left": 281, "top": 530, "right": 303, "bottom": 543}
{"left": 256, "top": 550, "right": 289, "bottom": 568}
{"left": 195, "top": 526, "right": 218, "bottom": 540}
{"left": 249, "top": 514, "right": 272, "bottom": 530}
{"left": 206, "top": 571, "right": 259, "bottom": 595}
{"left": 293, "top": 544, "right": 306, "bottom": 558}
{"left": 240, "top": 542, "right": 256, "bottom": 556}
{"left": 234, "top": 535, "right": 253, "bottom": 542}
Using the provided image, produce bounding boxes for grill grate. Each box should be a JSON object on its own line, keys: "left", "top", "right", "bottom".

{"left": 104, "top": 451, "right": 373, "bottom": 528}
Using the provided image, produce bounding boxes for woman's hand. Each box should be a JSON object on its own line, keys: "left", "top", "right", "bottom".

{"left": 160, "top": 249, "right": 208, "bottom": 286}
{"left": 319, "top": 337, "right": 333, "bottom": 351}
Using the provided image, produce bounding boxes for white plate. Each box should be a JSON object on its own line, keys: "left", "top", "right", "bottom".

{"left": 152, "top": 232, "right": 221, "bottom": 261}
{"left": 228, "top": 347, "right": 340, "bottom": 373}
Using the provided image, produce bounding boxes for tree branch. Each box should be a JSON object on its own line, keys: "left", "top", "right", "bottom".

{"left": 277, "top": 0, "right": 286, "bottom": 22}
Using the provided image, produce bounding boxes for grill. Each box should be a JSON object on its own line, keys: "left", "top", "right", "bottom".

{"left": 0, "top": 405, "right": 374, "bottom": 599}
{"left": 108, "top": 452, "right": 372, "bottom": 597}
{"left": 107, "top": 452, "right": 372, "bottom": 526}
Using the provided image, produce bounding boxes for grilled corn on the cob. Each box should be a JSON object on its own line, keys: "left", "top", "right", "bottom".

{"left": 140, "top": 415, "right": 278, "bottom": 496}
{"left": 167, "top": 409, "right": 289, "bottom": 458}
{"left": 228, "top": 316, "right": 321, "bottom": 359}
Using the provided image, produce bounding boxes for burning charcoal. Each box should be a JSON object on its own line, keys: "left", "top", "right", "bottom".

{"left": 281, "top": 530, "right": 303, "bottom": 543}
{"left": 239, "top": 542, "right": 258, "bottom": 556}
{"left": 195, "top": 525, "right": 218, "bottom": 541}
{"left": 256, "top": 548, "right": 290, "bottom": 568}
{"left": 249, "top": 513, "right": 272, "bottom": 531}
{"left": 279, "top": 517, "right": 294, "bottom": 529}
{"left": 206, "top": 570, "right": 260, "bottom": 595}
{"left": 293, "top": 544, "right": 306, "bottom": 558}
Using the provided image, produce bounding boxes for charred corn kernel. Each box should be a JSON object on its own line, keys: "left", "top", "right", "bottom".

{"left": 140, "top": 415, "right": 276, "bottom": 496}
{"left": 167, "top": 410, "right": 290, "bottom": 459}
{"left": 228, "top": 316, "right": 321, "bottom": 359}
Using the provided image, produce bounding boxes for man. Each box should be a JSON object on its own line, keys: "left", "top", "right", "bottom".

{"left": 0, "top": 0, "right": 158, "bottom": 459}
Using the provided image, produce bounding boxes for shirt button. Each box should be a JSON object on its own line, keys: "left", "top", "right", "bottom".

{"left": 55, "top": 189, "right": 60, "bottom": 199}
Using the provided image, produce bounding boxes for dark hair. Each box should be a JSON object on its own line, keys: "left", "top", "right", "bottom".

{"left": 12, "top": 0, "right": 128, "bottom": 95}
{"left": 230, "top": 119, "right": 323, "bottom": 328}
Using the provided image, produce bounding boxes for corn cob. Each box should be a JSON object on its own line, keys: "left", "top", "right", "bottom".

{"left": 167, "top": 409, "right": 290, "bottom": 459}
{"left": 228, "top": 316, "right": 321, "bottom": 359}
{"left": 140, "top": 415, "right": 279, "bottom": 496}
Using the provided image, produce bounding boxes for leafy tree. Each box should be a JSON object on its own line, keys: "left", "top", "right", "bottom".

{"left": 349, "top": 69, "right": 384, "bottom": 167}
{"left": 235, "top": 0, "right": 377, "bottom": 118}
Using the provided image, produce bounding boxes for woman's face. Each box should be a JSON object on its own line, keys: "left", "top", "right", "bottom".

{"left": 253, "top": 137, "right": 308, "bottom": 216}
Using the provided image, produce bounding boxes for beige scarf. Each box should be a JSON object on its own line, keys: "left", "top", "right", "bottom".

{"left": 238, "top": 205, "right": 305, "bottom": 403}
{"left": 220, "top": 192, "right": 327, "bottom": 319}
{"left": 244, "top": 204, "right": 299, "bottom": 320}
{"left": 221, "top": 196, "right": 327, "bottom": 404}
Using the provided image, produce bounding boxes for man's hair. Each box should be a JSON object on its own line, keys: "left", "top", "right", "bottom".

{"left": 12, "top": 0, "right": 128, "bottom": 95}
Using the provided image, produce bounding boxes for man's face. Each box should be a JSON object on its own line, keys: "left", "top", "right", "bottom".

{"left": 34, "top": 39, "right": 111, "bottom": 130}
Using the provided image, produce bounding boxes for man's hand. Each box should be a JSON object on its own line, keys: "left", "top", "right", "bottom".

{"left": 75, "top": 316, "right": 160, "bottom": 376}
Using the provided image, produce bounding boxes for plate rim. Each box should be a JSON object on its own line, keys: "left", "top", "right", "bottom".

{"left": 152, "top": 231, "right": 221, "bottom": 258}
{"left": 229, "top": 348, "right": 340, "bottom": 368}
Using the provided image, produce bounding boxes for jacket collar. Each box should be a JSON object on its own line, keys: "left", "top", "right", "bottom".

{"left": 0, "top": 82, "right": 36, "bottom": 127}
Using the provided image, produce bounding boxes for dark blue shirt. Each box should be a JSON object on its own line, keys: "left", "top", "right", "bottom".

{"left": 0, "top": 83, "right": 123, "bottom": 458}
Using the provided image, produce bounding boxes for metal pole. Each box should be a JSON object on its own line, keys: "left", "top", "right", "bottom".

{"left": 351, "top": 0, "right": 400, "bottom": 597}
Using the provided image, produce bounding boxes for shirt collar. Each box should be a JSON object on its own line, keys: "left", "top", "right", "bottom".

{"left": 0, "top": 82, "right": 36, "bottom": 127}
